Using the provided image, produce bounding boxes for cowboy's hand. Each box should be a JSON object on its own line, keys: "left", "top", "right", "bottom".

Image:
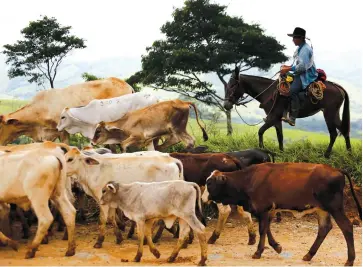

{"left": 280, "top": 65, "right": 291, "bottom": 74}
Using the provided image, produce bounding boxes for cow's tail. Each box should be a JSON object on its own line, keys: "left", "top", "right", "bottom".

{"left": 54, "top": 151, "right": 75, "bottom": 205}
{"left": 340, "top": 87, "right": 350, "bottom": 136}
{"left": 175, "top": 159, "right": 184, "bottom": 180}
{"left": 192, "top": 183, "right": 206, "bottom": 226}
{"left": 340, "top": 169, "right": 361, "bottom": 220}
{"left": 187, "top": 102, "right": 208, "bottom": 141}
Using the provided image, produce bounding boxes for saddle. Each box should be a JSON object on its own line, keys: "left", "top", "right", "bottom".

{"left": 277, "top": 69, "right": 327, "bottom": 104}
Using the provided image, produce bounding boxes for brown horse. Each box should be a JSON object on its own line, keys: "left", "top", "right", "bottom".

{"left": 224, "top": 67, "right": 351, "bottom": 158}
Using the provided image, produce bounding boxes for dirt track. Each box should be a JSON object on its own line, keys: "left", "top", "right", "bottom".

{"left": 0, "top": 213, "right": 361, "bottom": 266}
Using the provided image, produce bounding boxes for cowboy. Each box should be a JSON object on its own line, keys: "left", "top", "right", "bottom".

{"left": 280, "top": 27, "right": 318, "bottom": 126}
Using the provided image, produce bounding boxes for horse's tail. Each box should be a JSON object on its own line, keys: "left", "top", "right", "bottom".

{"left": 340, "top": 87, "right": 350, "bottom": 136}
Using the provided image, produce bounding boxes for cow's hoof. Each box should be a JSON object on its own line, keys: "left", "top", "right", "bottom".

{"left": 121, "top": 259, "right": 129, "bottom": 262}
{"left": 116, "top": 237, "right": 123, "bottom": 245}
{"left": 252, "top": 252, "right": 261, "bottom": 259}
{"left": 198, "top": 260, "right": 207, "bottom": 266}
{"left": 248, "top": 235, "right": 256, "bottom": 245}
{"left": 207, "top": 232, "right": 219, "bottom": 244}
{"left": 273, "top": 244, "right": 282, "bottom": 254}
{"left": 93, "top": 243, "right": 102, "bottom": 249}
{"left": 167, "top": 255, "right": 177, "bottom": 263}
{"left": 151, "top": 249, "right": 161, "bottom": 259}
{"left": 302, "top": 253, "right": 313, "bottom": 261}
{"left": 133, "top": 254, "right": 142, "bottom": 262}
{"left": 65, "top": 249, "right": 75, "bottom": 257}
{"left": 8, "top": 240, "right": 19, "bottom": 251}
{"left": 25, "top": 248, "right": 37, "bottom": 259}
{"left": 344, "top": 260, "right": 354, "bottom": 266}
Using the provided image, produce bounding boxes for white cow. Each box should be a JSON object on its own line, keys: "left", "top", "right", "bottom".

{"left": 57, "top": 92, "right": 159, "bottom": 139}
{"left": 64, "top": 147, "right": 183, "bottom": 248}
{"left": 0, "top": 144, "right": 76, "bottom": 258}
{"left": 100, "top": 180, "right": 208, "bottom": 266}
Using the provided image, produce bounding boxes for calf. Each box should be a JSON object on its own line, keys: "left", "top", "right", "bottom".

{"left": 100, "top": 180, "right": 208, "bottom": 266}
{"left": 57, "top": 92, "right": 159, "bottom": 140}
{"left": 91, "top": 99, "right": 208, "bottom": 151}
{"left": 0, "top": 143, "right": 76, "bottom": 258}
{"left": 65, "top": 148, "right": 183, "bottom": 248}
{"left": 202, "top": 162, "right": 362, "bottom": 266}
{"left": 168, "top": 152, "right": 256, "bottom": 245}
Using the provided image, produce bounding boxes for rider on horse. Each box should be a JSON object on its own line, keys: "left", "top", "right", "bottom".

{"left": 280, "top": 27, "right": 318, "bottom": 126}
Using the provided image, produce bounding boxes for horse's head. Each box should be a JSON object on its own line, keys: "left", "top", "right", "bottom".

{"left": 224, "top": 66, "right": 245, "bottom": 110}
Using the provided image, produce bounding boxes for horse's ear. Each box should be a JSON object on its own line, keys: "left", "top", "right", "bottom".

{"left": 234, "top": 66, "right": 240, "bottom": 78}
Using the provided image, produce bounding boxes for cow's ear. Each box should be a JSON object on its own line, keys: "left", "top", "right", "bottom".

{"left": 216, "top": 175, "right": 227, "bottom": 185}
{"left": 106, "top": 182, "right": 118, "bottom": 193}
{"left": 84, "top": 157, "right": 99, "bottom": 165}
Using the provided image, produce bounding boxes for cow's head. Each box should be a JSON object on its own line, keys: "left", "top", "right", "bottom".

{"left": 202, "top": 170, "right": 227, "bottom": 204}
{"left": 0, "top": 115, "right": 28, "bottom": 145}
{"left": 57, "top": 107, "right": 74, "bottom": 132}
{"left": 65, "top": 147, "right": 100, "bottom": 178}
{"left": 92, "top": 121, "right": 127, "bottom": 145}
{"left": 100, "top": 181, "right": 120, "bottom": 208}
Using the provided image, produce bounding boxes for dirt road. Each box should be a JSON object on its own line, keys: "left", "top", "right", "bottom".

{"left": 0, "top": 214, "right": 361, "bottom": 266}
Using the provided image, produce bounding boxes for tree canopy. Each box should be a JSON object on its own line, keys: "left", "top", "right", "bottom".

{"left": 3, "top": 15, "right": 86, "bottom": 88}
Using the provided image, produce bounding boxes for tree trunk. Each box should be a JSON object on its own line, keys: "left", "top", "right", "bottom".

{"left": 49, "top": 78, "right": 54, "bottom": 89}
{"left": 225, "top": 109, "right": 233, "bottom": 135}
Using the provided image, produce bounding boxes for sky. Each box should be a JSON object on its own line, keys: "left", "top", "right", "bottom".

{"left": 0, "top": 0, "right": 362, "bottom": 120}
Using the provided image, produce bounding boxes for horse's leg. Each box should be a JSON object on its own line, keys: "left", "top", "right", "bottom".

{"left": 274, "top": 120, "right": 284, "bottom": 151}
{"left": 323, "top": 110, "right": 338, "bottom": 158}
{"left": 334, "top": 113, "right": 352, "bottom": 153}
{"left": 258, "top": 117, "right": 277, "bottom": 149}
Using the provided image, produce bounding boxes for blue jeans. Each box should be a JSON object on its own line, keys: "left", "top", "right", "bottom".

{"left": 289, "top": 76, "right": 303, "bottom": 118}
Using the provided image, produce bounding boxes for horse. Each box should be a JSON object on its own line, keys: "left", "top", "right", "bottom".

{"left": 224, "top": 67, "right": 351, "bottom": 158}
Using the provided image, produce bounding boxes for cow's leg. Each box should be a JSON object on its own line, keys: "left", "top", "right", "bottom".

{"left": 120, "top": 136, "right": 140, "bottom": 152}
{"left": 237, "top": 206, "right": 256, "bottom": 245}
{"left": 152, "top": 219, "right": 166, "bottom": 243}
{"left": 52, "top": 194, "right": 77, "bottom": 257}
{"left": 274, "top": 120, "right": 284, "bottom": 151}
{"left": 208, "top": 204, "right": 231, "bottom": 244}
{"left": 108, "top": 208, "right": 123, "bottom": 244}
{"left": 155, "top": 135, "right": 180, "bottom": 151}
{"left": 127, "top": 221, "right": 136, "bottom": 239}
{"left": 94, "top": 205, "right": 108, "bottom": 248}
{"left": 266, "top": 213, "right": 282, "bottom": 253}
{"left": 145, "top": 219, "right": 161, "bottom": 259}
{"left": 258, "top": 118, "right": 276, "bottom": 149}
{"left": 116, "top": 208, "right": 126, "bottom": 232}
{"left": 323, "top": 110, "right": 338, "bottom": 158}
{"left": 25, "top": 200, "right": 54, "bottom": 259}
{"left": 0, "top": 232, "right": 18, "bottom": 251}
{"left": 76, "top": 191, "right": 87, "bottom": 223}
{"left": 330, "top": 210, "right": 355, "bottom": 266}
{"left": 179, "top": 132, "right": 196, "bottom": 149}
{"left": 252, "top": 212, "right": 269, "bottom": 259}
{"left": 167, "top": 219, "right": 191, "bottom": 263}
{"left": 302, "top": 209, "right": 332, "bottom": 262}
{"left": 15, "top": 207, "right": 30, "bottom": 239}
{"left": 106, "top": 144, "right": 118, "bottom": 153}
{"left": 133, "top": 221, "right": 145, "bottom": 262}
{"left": 145, "top": 141, "right": 155, "bottom": 151}
{"left": 184, "top": 214, "right": 208, "bottom": 266}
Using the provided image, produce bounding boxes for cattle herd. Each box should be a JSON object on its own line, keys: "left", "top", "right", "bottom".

{"left": 0, "top": 77, "right": 361, "bottom": 266}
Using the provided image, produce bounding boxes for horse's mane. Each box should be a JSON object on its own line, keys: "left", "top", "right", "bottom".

{"left": 239, "top": 74, "right": 274, "bottom": 82}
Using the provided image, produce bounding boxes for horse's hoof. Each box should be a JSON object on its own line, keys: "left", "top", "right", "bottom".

{"left": 93, "top": 243, "right": 102, "bottom": 249}
{"left": 273, "top": 244, "right": 282, "bottom": 254}
{"left": 302, "top": 253, "right": 313, "bottom": 261}
{"left": 252, "top": 252, "right": 261, "bottom": 259}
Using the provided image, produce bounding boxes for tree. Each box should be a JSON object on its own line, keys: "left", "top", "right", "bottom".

{"left": 3, "top": 16, "right": 86, "bottom": 89}
{"left": 129, "top": 0, "right": 288, "bottom": 135}
{"left": 82, "top": 72, "right": 102, "bottom": 81}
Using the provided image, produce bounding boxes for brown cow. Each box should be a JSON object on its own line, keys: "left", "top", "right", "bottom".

{"left": 0, "top": 77, "right": 133, "bottom": 145}
{"left": 202, "top": 162, "right": 362, "bottom": 266}
{"left": 91, "top": 99, "right": 208, "bottom": 151}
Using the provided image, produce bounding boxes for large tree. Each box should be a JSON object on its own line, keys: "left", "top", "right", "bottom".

{"left": 3, "top": 15, "right": 86, "bottom": 89}
{"left": 130, "top": 0, "right": 288, "bottom": 134}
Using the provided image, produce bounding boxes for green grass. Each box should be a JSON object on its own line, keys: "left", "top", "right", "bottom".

{"left": 0, "top": 99, "right": 29, "bottom": 114}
